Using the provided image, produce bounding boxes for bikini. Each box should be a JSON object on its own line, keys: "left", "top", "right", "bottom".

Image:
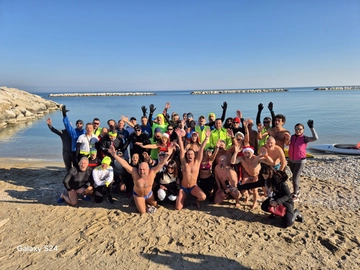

{"left": 132, "top": 190, "right": 153, "bottom": 199}
{"left": 200, "top": 162, "right": 211, "bottom": 170}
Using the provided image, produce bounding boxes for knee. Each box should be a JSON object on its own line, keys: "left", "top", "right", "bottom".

{"left": 157, "top": 189, "right": 166, "bottom": 201}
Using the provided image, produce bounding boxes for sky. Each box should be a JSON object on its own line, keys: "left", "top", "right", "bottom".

{"left": 0, "top": 0, "right": 359, "bottom": 93}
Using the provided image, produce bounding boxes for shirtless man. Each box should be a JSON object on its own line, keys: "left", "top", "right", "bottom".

{"left": 214, "top": 155, "right": 240, "bottom": 207}
{"left": 108, "top": 144, "right": 173, "bottom": 214}
{"left": 258, "top": 114, "right": 290, "bottom": 150}
{"left": 231, "top": 145, "right": 273, "bottom": 209}
{"left": 175, "top": 127, "right": 210, "bottom": 210}
{"left": 260, "top": 136, "right": 287, "bottom": 171}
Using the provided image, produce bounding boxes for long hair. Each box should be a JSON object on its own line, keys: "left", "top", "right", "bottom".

{"left": 165, "top": 159, "right": 179, "bottom": 178}
{"left": 259, "top": 164, "right": 275, "bottom": 189}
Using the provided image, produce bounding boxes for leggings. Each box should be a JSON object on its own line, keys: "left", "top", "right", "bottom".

{"left": 261, "top": 198, "right": 294, "bottom": 228}
{"left": 288, "top": 161, "right": 305, "bottom": 194}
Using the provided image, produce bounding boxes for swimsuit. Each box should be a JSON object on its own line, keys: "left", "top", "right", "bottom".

{"left": 180, "top": 185, "right": 196, "bottom": 194}
{"left": 273, "top": 163, "right": 281, "bottom": 170}
{"left": 200, "top": 162, "right": 211, "bottom": 170}
{"left": 132, "top": 190, "right": 153, "bottom": 199}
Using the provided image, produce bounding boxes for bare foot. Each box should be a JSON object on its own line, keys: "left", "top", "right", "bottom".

{"left": 235, "top": 203, "right": 241, "bottom": 208}
{"left": 251, "top": 202, "right": 258, "bottom": 210}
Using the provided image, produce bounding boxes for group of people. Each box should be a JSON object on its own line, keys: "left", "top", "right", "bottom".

{"left": 48, "top": 101, "right": 318, "bottom": 227}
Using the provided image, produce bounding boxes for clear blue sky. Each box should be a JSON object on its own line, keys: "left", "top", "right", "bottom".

{"left": 1, "top": 0, "right": 359, "bottom": 92}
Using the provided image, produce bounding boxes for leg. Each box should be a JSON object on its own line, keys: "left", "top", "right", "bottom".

{"left": 230, "top": 189, "right": 241, "bottom": 207}
{"left": 133, "top": 195, "right": 147, "bottom": 214}
{"left": 190, "top": 186, "right": 206, "bottom": 209}
{"left": 63, "top": 151, "right": 73, "bottom": 172}
{"left": 61, "top": 189, "right": 78, "bottom": 206}
{"left": 214, "top": 189, "right": 226, "bottom": 204}
{"left": 175, "top": 189, "right": 187, "bottom": 210}
{"left": 291, "top": 163, "right": 305, "bottom": 195}
{"left": 145, "top": 193, "right": 158, "bottom": 207}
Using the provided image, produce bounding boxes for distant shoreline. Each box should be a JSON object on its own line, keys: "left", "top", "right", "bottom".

{"left": 49, "top": 92, "right": 156, "bottom": 97}
{"left": 314, "top": 86, "right": 360, "bottom": 90}
{"left": 190, "top": 89, "right": 288, "bottom": 95}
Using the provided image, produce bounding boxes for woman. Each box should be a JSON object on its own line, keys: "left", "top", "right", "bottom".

{"left": 288, "top": 120, "right": 318, "bottom": 201}
{"left": 155, "top": 159, "right": 180, "bottom": 202}
{"left": 238, "top": 165, "right": 303, "bottom": 228}
{"left": 198, "top": 146, "right": 219, "bottom": 201}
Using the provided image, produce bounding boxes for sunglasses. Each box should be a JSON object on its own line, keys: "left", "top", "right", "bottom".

{"left": 167, "top": 128, "right": 173, "bottom": 131}
{"left": 93, "top": 122, "right": 100, "bottom": 125}
{"left": 167, "top": 166, "right": 174, "bottom": 169}
{"left": 262, "top": 172, "right": 270, "bottom": 175}
{"left": 263, "top": 121, "right": 270, "bottom": 124}
{"left": 135, "top": 129, "right": 141, "bottom": 132}
{"left": 76, "top": 122, "right": 83, "bottom": 125}
{"left": 295, "top": 128, "right": 303, "bottom": 131}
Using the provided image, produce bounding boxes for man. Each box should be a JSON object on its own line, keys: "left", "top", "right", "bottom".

{"left": 58, "top": 157, "right": 94, "bottom": 206}
{"left": 206, "top": 101, "right": 227, "bottom": 130}
{"left": 92, "top": 118, "right": 102, "bottom": 137}
{"left": 108, "top": 144, "right": 173, "bottom": 214}
{"left": 92, "top": 156, "right": 114, "bottom": 204}
{"left": 100, "top": 130, "right": 124, "bottom": 159}
{"left": 46, "top": 118, "right": 72, "bottom": 171}
{"left": 256, "top": 102, "right": 275, "bottom": 148}
{"left": 245, "top": 118, "right": 258, "bottom": 154}
{"left": 260, "top": 136, "right": 287, "bottom": 171}
{"left": 214, "top": 155, "right": 240, "bottom": 207}
{"left": 175, "top": 128, "right": 210, "bottom": 210}
{"left": 231, "top": 145, "right": 273, "bottom": 209}
{"left": 121, "top": 124, "right": 151, "bottom": 160}
{"left": 62, "top": 105, "right": 85, "bottom": 167}
{"left": 195, "top": 115, "right": 211, "bottom": 144}
{"left": 258, "top": 114, "right": 290, "bottom": 150}
{"left": 76, "top": 123, "right": 99, "bottom": 162}
{"left": 209, "top": 118, "right": 232, "bottom": 149}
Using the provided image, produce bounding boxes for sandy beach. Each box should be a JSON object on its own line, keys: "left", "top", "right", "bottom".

{"left": 1, "top": 156, "right": 359, "bottom": 270}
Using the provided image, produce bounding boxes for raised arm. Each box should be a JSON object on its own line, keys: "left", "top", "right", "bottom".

{"left": 230, "top": 145, "right": 242, "bottom": 165}
{"left": 220, "top": 101, "right": 227, "bottom": 122}
{"left": 148, "top": 104, "right": 156, "bottom": 126}
{"left": 152, "top": 143, "right": 174, "bottom": 174}
{"left": 108, "top": 145, "right": 136, "bottom": 174}
{"left": 121, "top": 115, "right": 134, "bottom": 128}
{"left": 196, "top": 129, "right": 210, "bottom": 162}
{"left": 47, "top": 118, "right": 63, "bottom": 136}
{"left": 256, "top": 103, "right": 263, "bottom": 126}
{"left": 305, "top": 120, "right": 318, "bottom": 143}
{"left": 175, "top": 128, "right": 186, "bottom": 161}
{"left": 268, "top": 102, "right": 275, "bottom": 127}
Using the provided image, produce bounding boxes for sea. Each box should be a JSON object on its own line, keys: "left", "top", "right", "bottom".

{"left": 0, "top": 87, "right": 359, "bottom": 162}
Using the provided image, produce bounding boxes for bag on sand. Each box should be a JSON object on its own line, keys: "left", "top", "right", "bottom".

{"left": 268, "top": 204, "right": 286, "bottom": 217}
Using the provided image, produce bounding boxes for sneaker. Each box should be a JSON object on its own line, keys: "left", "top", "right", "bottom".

{"left": 107, "top": 196, "right": 114, "bottom": 204}
{"left": 296, "top": 213, "right": 304, "bottom": 223}
{"left": 57, "top": 195, "right": 65, "bottom": 204}
{"left": 82, "top": 195, "right": 91, "bottom": 202}
{"left": 292, "top": 194, "right": 299, "bottom": 202}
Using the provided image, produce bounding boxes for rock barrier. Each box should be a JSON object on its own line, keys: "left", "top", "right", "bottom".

{"left": 314, "top": 86, "right": 360, "bottom": 90}
{"left": 190, "top": 89, "right": 288, "bottom": 95}
{"left": 0, "top": 86, "right": 60, "bottom": 128}
{"left": 49, "top": 92, "right": 156, "bottom": 97}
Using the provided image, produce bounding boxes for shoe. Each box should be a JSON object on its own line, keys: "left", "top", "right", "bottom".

{"left": 82, "top": 195, "right": 91, "bottom": 202}
{"left": 57, "top": 195, "right": 65, "bottom": 204}
{"left": 296, "top": 212, "right": 304, "bottom": 223}
{"left": 107, "top": 196, "right": 114, "bottom": 204}
{"left": 268, "top": 214, "right": 276, "bottom": 219}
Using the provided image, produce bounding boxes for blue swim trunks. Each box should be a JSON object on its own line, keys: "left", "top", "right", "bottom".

{"left": 180, "top": 185, "right": 196, "bottom": 195}
{"left": 133, "top": 190, "right": 153, "bottom": 200}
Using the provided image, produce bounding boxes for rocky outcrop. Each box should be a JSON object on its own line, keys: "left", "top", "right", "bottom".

{"left": 191, "top": 89, "right": 288, "bottom": 95}
{"left": 49, "top": 92, "right": 156, "bottom": 97}
{"left": 314, "top": 86, "right": 360, "bottom": 90}
{"left": 0, "top": 86, "right": 60, "bottom": 128}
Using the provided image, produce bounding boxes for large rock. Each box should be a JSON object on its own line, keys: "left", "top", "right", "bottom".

{"left": 0, "top": 86, "right": 60, "bottom": 128}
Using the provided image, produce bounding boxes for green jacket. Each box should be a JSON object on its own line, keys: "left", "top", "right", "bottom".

{"left": 209, "top": 128, "right": 232, "bottom": 149}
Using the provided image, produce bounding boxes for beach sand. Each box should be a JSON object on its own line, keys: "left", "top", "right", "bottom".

{"left": 0, "top": 156, "right": 359, "bottom": 269}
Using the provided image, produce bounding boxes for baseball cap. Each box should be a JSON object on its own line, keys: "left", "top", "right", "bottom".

{"left": 233, "top": 117, "right": 240, "bottom": 123}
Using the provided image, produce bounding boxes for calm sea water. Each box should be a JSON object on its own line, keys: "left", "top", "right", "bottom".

{"left": 1, "top": 87, "right": 359, "bottom": 161}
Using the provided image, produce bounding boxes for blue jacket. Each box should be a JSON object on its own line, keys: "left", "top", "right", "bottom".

{"left": 63, "top": 116, "right": 85, "bottom": 151}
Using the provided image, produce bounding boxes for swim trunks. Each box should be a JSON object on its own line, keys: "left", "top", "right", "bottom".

{"left": 133, "top": 190, "right": 153, "bottom": 200}
{"left": 180, "top": 185, "right": 196, "bottom": 194}
{"left": 273, "top": 163, "right": 281, "bottom": 170}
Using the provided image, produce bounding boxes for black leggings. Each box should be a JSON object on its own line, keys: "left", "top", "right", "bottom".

{"left": 261, "top": 198, "right": 294, "bottom": 228}
{"left": 94, "top": 185, "right": 113, "bottom": 203}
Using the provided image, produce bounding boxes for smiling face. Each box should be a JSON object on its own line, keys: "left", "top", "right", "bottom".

{"left": 266, "top": 136, "right": 276, "bottom": 150}
{"left": 138, "top": 162, "right": 150, "bottom": 178}
{"left": 215, "top": 119, "right": 222, "bottom": 130}
{"left": 294, "top": 124, "right": 304, "bottom": 135}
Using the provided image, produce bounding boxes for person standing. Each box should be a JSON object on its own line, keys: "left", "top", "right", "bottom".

{"left": 288, "top": 120, "right": 318, "bottom": 201}
{"left": 46, "top": 118, "right": 72, "bottom": 171}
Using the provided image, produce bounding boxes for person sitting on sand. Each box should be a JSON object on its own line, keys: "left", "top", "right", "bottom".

{"left": 237, "top": 165, "right": 303, "bottom": 228}
{"left": 92, "top": 156, "right": 114, "bottom": 204}
{"left": 88, "top": 148, "right": 101, "bottom": 169}
{"left": 214, "top": 155, "right": 240, "bottom": 207}
{"left": 108, "top": 144, "right": 174, "bottom": 214}
{"left": 155, "top": 159, "right": 180, "bottom": 203}
{"left": 260, "top": 136, "right": 287, "bottom": 171}
{"left": 58, "top": 157, "right": 94, "bottom": 206}
{"left": 175, "top": 128, "right": 210, "bottom": 210}
{"left": 258, "top": 114, "right": 290, "bottom": 150}
{"left": 231, "top": 145, "right": 273, "bottom": 209}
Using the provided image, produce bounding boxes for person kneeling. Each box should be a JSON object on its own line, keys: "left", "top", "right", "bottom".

{"left": 92, "top": 156, "right": 114, "bottom": 204}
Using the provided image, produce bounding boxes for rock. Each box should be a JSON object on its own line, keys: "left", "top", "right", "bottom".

{"left": 0, "top": 86, "right": 60, "bottom": 128}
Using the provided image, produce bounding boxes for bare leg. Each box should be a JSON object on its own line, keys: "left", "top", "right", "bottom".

{"left": 133, "top": 195, "right": 147, "bottom": 214}
{"left": 191, "top": 186, "right": 206, "bottom": 209}
{"left": 61, "top": 190, "right": 78, "bottom": 206}
{"left": 145, "top": 194, "right": 158, "bottom": 207}
{"left": 214, "top": 189, "right": 226, "bottom": 204}
{"left": 175, "top": 189, "right": 186, "bottom": 210}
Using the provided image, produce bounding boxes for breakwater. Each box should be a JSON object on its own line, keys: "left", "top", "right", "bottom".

{"left": 49, "top": 92, "right": 156, "bottom": 97}
{"left": 314, "top": 86, "right": 360, "bottom": 90}
{"left": 190, "top": 89, "right": 288, "bottom": 95}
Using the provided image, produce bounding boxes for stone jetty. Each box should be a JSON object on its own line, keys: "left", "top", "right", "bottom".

{"left": 49, "top": 92, "right": 156, "bottom": 97}
{"left": 190, "top": 89, "right": 288, "bottom": 95}
{"left": 314, "top": 86, "right": 360, "bottom": 91}
{"left": 0, "top": 86, "right": 60, "bottom": 128}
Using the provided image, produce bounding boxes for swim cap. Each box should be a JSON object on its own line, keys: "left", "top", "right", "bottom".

{"left": 235, "top": 131, "right": 245, "bottom": 139}
{"left": 90, "top": 148, "right": 97, "bottom": 154}
{"left": 108, "top": 131, "right": 117, "bottom": 137}
{"left": 102, "top": 156, "right": 111, "bottom": 165}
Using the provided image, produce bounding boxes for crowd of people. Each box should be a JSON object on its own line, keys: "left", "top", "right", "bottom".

{"left": 48, "top": 101, "right": 318, "bottom": 227}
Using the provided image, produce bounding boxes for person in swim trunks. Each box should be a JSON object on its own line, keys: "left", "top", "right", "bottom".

{"left": 260, "top": 136, "right": 287, "bottom": 171}
{"left": 175, "top": 127, "right": 211, "bottom": 210}
{"left": 108, "top": 144, "right": 174, "bottom": 214}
